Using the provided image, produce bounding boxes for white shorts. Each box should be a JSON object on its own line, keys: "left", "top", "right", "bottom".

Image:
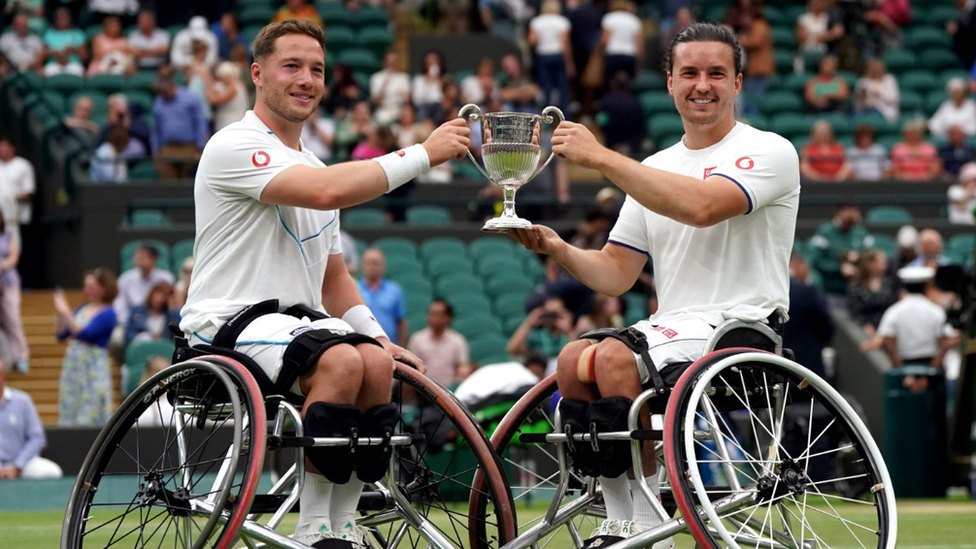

{"left": 189, "top": 313, "right": 356, "bottom": 396}
{"left": 630, "top": 315, "right": 715, "bottom": 370}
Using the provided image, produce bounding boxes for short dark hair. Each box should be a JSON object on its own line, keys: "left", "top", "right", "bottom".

{"left": 89, "top": 268, "right": 119, "bottom": 303}
{"left": 137, "top": 244, "right": 160, "bottom": 260}
{"left": 253, "top": 19, "right": 325, "bottom": 63}
{"left": 430, "top": 298, "right": 454, "bottom": 318}
{"left": 663, "top": 22, "right": 743, "bottom": 76}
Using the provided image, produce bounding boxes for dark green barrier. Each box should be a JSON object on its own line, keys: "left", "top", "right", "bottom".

{"left": 883, "top": 365, "right": 947, "bottom": 498}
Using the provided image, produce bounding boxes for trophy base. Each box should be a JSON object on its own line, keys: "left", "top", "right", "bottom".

{"left": 481, "top": 217, "right": 532, "bottom": 232}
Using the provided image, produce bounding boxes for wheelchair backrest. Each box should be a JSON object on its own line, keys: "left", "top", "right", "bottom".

{"left": 703, "top": 320, "right": 782, "bottom": 355}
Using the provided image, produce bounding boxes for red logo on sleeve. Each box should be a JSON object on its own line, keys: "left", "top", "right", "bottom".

{"left": 735, "top": 156, "right": 755, "bottom": 170}
{"left": 396, "top": 150, "right": 406, "bottom": 157}
{"left": 252, "top": 151, "right": 271, "bottom": 167}
{"left": 703, "top": 166, "right": 716, "bottom": 178}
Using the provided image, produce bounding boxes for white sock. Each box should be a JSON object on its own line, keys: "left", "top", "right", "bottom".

{"left": 598, "top": 475, "right": 633, "bottom": 521}
{"left": 631, "top": 476, "right": 662, "bottom": 528}
{"left": 295, "top": 472, "right": 333, "bottom": 543}
{"left": 330, "top": 479, "right": 365, "bottom": 538}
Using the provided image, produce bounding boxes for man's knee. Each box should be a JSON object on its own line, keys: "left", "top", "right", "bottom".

{"left": 557, "top": 339, "right": 592, "bottom": 376}
{"left": 299, "top": 344, "right": 364, "bottom": 394}
{"left": 357, "top": 343, "right": 394, "bottom": 379}
{"left": 593, "top": 339, "right": 641, "bottom": 387}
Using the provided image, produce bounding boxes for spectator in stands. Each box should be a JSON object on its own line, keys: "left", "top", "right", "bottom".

{"left": 784, "top": 252, "right": 834, "bottom": 380}
{"left": 124, "top": 281, "right": 179, "bottom": 346}
{"left": 170, "top": 16, "right": 218, "bottom": 70}
{"left": 890, "top": 118, "right": 941, "bottom": 181}
{"left": 273, "top": 0, "right": 323, "bottom": 28}
{"left": 928, "top": 78, "right": 976, "bottom": 139}
{"left": 575, "top": 292, "right": 624, "bottom": 333}
{"left": 947, "top": 183, "right": 975, "bottom": 225}
{"left": 479, "top": 0, "right": 529, "bottom": 28}
{"left": 407, "top": 298, "right": 470, "bottom": 387}
{"left": 429, "top": 79, "right": 463, "bottom": 126}
{"left": 62, "top": 95, "right": 100, "bottom": 137}
{"left": 506, "top": 295, "right": 575, "bottom": 359}
{"left": 907, "top": 228, "right": 949, "bottom": 268}
{"left": 393, "top": 103, "right": 432, "bottom": 148}
{"left": 99, "top": 93, "right": 151, "bottom": 153}
{"left": 358, "top": 248, "right": 408, "bottom": 345}
{"left": 334, "top": 100, "right": 374, "bottom": 162}
{"left": 853, "top": 57, "right": 899, "bottom": 123}
{"left": 800, "top": 120, "right": 852, "bottom": 181}
{"left": 939, "top": 125, "right": 975, "bottom": 177}
{"left": 1, "top": 0, "right": 45, "bottom": 34}
{"left": 324, "top": 63, "right": 366, "bottom": 118}
{"left": 128, "top": 11, "right": 170, "bottom": 70}
{"left": 0, "top": 138, "right": 35, "bottom": 235}
{"left": 846, "top": 248, "right": 899, "bottom": 340}
{"left": 170, "top": 256, "right": 193, "bottom": 310}
{"left": 0, "top": 365, "right": 62, "bottom": 479}
{"left": 807, "top": 203, "right": 874, "bottom": 296}
{"left": 887, "top": 224, "right": 919, "bottom": 276}
{"left": 351, "top": 125, "right": 397, "bottom": 160}
{"left": 412, "top": 50, "right": 446, "bottom": 121}
{"left": 89, "top": 125, "right": 132, "bottom": 182}
{"left": 88, "top": 0, "right": 139, "bottom": 24}
{"left": 113, "top": 244, "right": 175, "bottom": 325}
{"left": 847, "top": 124, "right": 889, "bottom": 181}
{"left": 796, "top": 0, "right": 844, "bottom": 58}
{"left": 862, "top": 0, "right": 910, "bottom": 55}
{"left": 211, "top": 12, "right": 249, "bottom": 62}
{"left": 206, "top": 61, "right": 250, "bottom": 131}
{"left": 185, "top": 40, "right": 215, "bottom": 124}
{"left": 529, "top": 0, "right": 574, "bottom": 118}
{"left": 498, "top": 53, "right": 540, "bottom": 113}
{"left": 151, "top": 74, "right": 209, "bottom": 179}
{"left": 460, "top": 57, "right": 500, "bottom": 109}
{"left": 340, "top": 231, "right": 358, "bottom": 276}
{"left": 878, "top": 266, "right": 957, "bottom": 388}
{"left": 87, "top": 15, "right": 133, "bottom": 77}
{"left": 565, "top": 0, "right": 605, "bottom": 118}
{"left": 301, "top": 105, "right": 336, "bottom": 163}
{"left": 600, "top": 0, "right": 642, "bottom": 83}
{"left": 736, "top": 3, "right": 773, "bottom": 115}
{"left": 0, "top": 210, "right": 28, "bottom": 373}
{"left": 54, "top": 268, "right": 118, "bottom": 426}
{"left": 40, "top": 7, "right": 87, "bottom": 76}
{"left": 0, "top": 13, "right": 44, "bottom": 76}
{"left": 370, "top": 51, "right": 411, "bottom": 126}
{"left": 804, "top": 54, "right": 849, "bottom": 114}
{"left": 598, "top": 72, "right": 645, "bottom": 156}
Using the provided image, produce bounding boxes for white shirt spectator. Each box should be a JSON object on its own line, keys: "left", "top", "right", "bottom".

{"left": 128, "top": 26, "right": 170, "bottom": 69}
{"left": 114, "top": 266, "right": 176, "bottom": 325}
{"left": 947, "top": 185, "right": 976, "bottom": 225}
{"left": 877, "top": 294, "right": 951, "bottom": 362}
{"left": 928, "top": 97, "right": 976, "bottom": 138}
{"left": 170, "top": 16, "right": 218, "bottom": 70}
{"left": 846, "top": 144, "right": 888, "bottom": 181}
{"left": 212, "top": 78, "right": 250, "bottom": 131}
{"left": 301, "top": 116, "right": 336, "bottom": 163}
{"left": 0, "top": 27, "right": 44, "bottom": 71}
{"left": 89, "top": 142, "right": 129, "bottom": 183}
{"left": 602, "top": 10, "right": 642, "bottom": 56}
{"left": 407, "top": 327, "right": 469, "bottom": 386}
{"left": 854, "top": 74, "right": 899, "bottom": 123}
{"left": 412, "top": 74, "right": 443, "bottom": 108}
{"left": 797, "top": 12, "right": 829, "bottom": 53}
{"left": 88, "top": 0, "right": 139, "bottom": 16}
{"left": 530, "top": 14, "right": 571, "bottom": 55}
{"left": 0, "top": 154, "right": 35, "bottom": 225}
{"left": 369, "top": 68, "right": 411, "bottom": 126}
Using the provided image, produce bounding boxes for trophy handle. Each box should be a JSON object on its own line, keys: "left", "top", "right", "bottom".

{"left": 526, "top": 106, "right": 565, "bottom": 184}
{"left": 457, "top": 103, "right": 492, "bottom": 181}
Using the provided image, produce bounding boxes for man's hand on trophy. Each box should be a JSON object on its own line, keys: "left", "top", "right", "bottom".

{"left": 507, "top": 225, "right": 566, "bottom": 257}
{"left": 552, "top": 121, "right": 605, "bottom": 169}
{"left": 423, "top": 118, "right": 472, "bottom": 165}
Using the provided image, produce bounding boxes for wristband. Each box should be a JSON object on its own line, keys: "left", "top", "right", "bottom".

{"left": 372, "top": 144, "right": 429, "bottom": 193}
{"left": 342, "top": 304, "right": 388, "bottom": 340}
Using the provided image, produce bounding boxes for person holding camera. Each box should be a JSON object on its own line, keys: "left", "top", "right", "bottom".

{"left": 506, "top": 295, "right": 576, "bottom": 360}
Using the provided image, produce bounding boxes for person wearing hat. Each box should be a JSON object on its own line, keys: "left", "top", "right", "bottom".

{"left": 947, "top": 183, "right": 976, "bottom": 225}
{"left": 877, "top": 266, "right": 957, "bottom": 391}
{"left": 928, "top": 77, "right": 976, "bottom": 139}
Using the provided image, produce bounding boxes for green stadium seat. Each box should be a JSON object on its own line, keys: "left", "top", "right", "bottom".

{"left": 87, "top": 73, "right": 126, "bottom": 94}
{"left": 170, "top": 238, "right": 194, "bottom": 276}
{"left": 881, "top": 49, "right": 917, "bottom": 75}
{"left": 476, "top": 255, "right": 524, "bottom": 278}
{"left": 946, "top": 234, "right": 975, "bottom": 266}
{"left": 385, "top": 256, "right": 424, "bottom": 278}
{"left": 44, "top": 73, "right": 85, "bottom": 94}
{"left": 771, "top": 113, "right": 814, "bottom": 140}
{"left": 127, "top": 209, "right": 171, "bottom": 227}
{"left": 493, "top": 291, "right": 528, "bottom": 318}
{"left": 435, "top": 275, "right": 485, "bottom": 296}
{"left": 925, "top": 90, "right": 948, "bottom": 116}
{"left": 426, "top": 255, "right": 475, "bottom": 279}
{"left": 350, "top": 6, "right": 389, "bottom": 28}
{"left": 123, "top": 341, "right": 175, "bottom": 396}
{"left": 739, "top": 113, "right": 769, "bottom": 130}
{"left": 876, "top": 134, "right": 901, "bottom": 150}
{"left": 632, "top": 72, "right": 666, "bottom": 94}
{"left": 779, "top": 72, "right": 809, "bottom": 94}
{"left": 237, "top": 0, "right": 274, "bottom": 8}
{"left": 239, "top": 6, "right": 276, "bottom": 26}
{"left": 372, "top": 236, "right": 418, "bottom": 259}
{"left": 242, "top": 24, "right": 265, "bottom": 42}
{"left": 126, "top": 90, "right": 154, "bottom": 115}
{"left": 404, "top": 287, "right": 433, "bottom": 312}
{"left": 335, "top": 48, "right": 378, "bottom": 73}
{"left": 937, "top": 69, "right": 969, "bottom": 90}
{"left": 905, "top": 27, "right": 951, "bottom": 51}
{"left": 638, "top": 91, "right": 675, "bottom": 117}
{"left": 469, "top": 237, "right": 515, "bottom": 257}
{"left": 68, "top": 90, "right": 108, "bottom": 117}
{"left": 127, "top": 70, "right": 159, "bottom": 93}
{"left": 120, "top": 239, "right": 170, "bottom": 273}
{"left": 920, "top": 6, "right": 961, "bottom": 27}
{"left": 816, "top": 113, "right": 853, "bottom": 137}
{"left": 852, "top": 112, "right": 894, "bottom": 135}
{"left": 484, "top": 275, "right": 535, "bottom": 299}
{"left": 647, "top": 113, "right": 684, "bottom": 136}
{"left": 405, "top": 205, "right": 451, "bottom": 225}
{"left": 452, "top": 314, "right": 503, "bottom": 340}
{"left": 23, "top": 90, "right": 67, "bottom": 116}
{"left": 467, "top": 334, "right": 510, "bottom": 365}
{"left": 406, "top": 311, "right": 427, "bottom": 335}
{"left": 321, "top": 7, "right": 354, "bottom": 28}
{"left": 389, "top": 272, "right": 432, "bottom": 296}
{"left": 446, "top": 294, "right": 493, "bottom": 314}
{"left": 419, "top": 237, "right": 467, "bottom": 261}
{"left": 356, "top": 25, "right": 393, "bottom": 57}
{"left": 129, "top": 161, "right": 159, "bottom": 180}
{"left": 869, "top": 234, "right": 897, "bottom": 259}
{"left": 760, "top": 91, "right": 805, "bottom": 117}
{"left": 865, "top": 205, "right": 913, "bottom": 225}
{"left": 656, "top": 133, "right": 683, "bottom": 149}
{"left": 773, "top": 49, "right": 795, "bottom": 74}
{"left": 325, "top": 25, "right": 355, "bottom": 52}
{"left": 343, "top": 207, "right": 385, "bottom": 227}
{"left": 920, "top": 49, "right": 963, "bottom": 72}
{"left": 522, "top": 255, "right": 544, "bottom": 283}
{"left": 899, "top": 90, "right": 924, "bottom": 115}
{"left": 770, "top": 25, "right": 795, "bottom": 48}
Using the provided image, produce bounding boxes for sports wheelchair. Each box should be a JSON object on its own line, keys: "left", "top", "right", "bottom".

{"left": 61, "top": 320, "right": 896, "bottom": 549}
{"left": 468, "top": 320, "right": 897, "bottom": 549}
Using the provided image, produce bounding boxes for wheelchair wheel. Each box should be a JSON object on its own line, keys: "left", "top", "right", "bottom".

{"left": 469, "top": 374, "right": 606, "bottom": 548}
{"left": 664, "top": 349, "right": 897, "bottom": 549}
{"left": 62, "top": 357, "right": 267, "bottom": 549}
{"left": 374, "top": 364, "right": 516, "bottom": 549}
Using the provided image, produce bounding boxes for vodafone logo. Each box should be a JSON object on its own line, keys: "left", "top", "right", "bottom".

{"left": 252, "top": 151, "right": 270, "bottom": 167}
{"left": 703, "top": 166, "right": 716, "bottom": 179}
{"left": 735, "top": 156, "right": 755, "bottom": 170}
{"left": 396, "top": 150, "right": 405, "bottom": 157}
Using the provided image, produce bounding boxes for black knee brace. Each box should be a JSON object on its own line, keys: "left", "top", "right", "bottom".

{"left": 303, "top": 402, "right": 364, "bottom": 484}
{"left": 558, "top": 399, "right": 600, "bottom": 477}
{"left": 588, "top": 396, "right": 633, "bottom": 478}
{"left": 357, "top": 402, "right": 399, "bottom": 483}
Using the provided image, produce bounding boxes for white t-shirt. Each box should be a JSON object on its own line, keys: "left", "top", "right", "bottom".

{"left": 128, "top": 28, "right": 170, "bottom": 69}
{"left": 602, "top": 11, "right": 642, "bottom": 56}
{"left": 797, "top": 12, "right": 829, "bottom": 53}
{"left": 608, "top": 123, "right": 800, "bottom": 327}
{"left": 530, "top": 14, "right": 571, "bottom": 56}
{"left": 369, "top": 69, "right": 411, "bottom": 125}
{"left": 180, "top": 110, "right": 342, "bottom": 339}
{"left": 0, "top": 156, "right": 35, "bottom": 225}
{"left": 928, "top": 98, "right": 976, "bottom": 138}
{"left": 877, "top": 294, "right": 950, "bottom": 361}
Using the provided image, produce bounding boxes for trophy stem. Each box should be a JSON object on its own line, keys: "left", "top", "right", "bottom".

{"left": 501, "top": 186, "right": 519, "bottom": 219}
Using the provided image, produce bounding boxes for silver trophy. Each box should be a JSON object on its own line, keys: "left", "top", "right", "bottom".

{"left": 459, "top": 104, "right": 565, "bottom": 232}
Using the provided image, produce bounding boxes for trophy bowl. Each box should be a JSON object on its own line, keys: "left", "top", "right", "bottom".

{"left": 459, "top": 104, "right": 565, "bottom": 232}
